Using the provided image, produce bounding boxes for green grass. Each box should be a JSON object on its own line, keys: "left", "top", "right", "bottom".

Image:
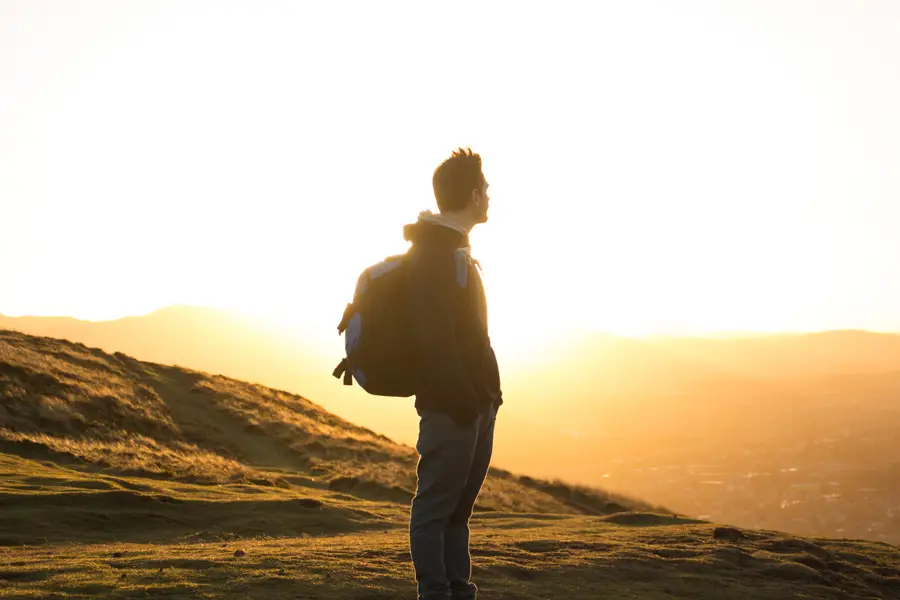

{"left": 1, "top": 329, "right": 899, "bottom": 598}
{"left": 1, "top": 516, "right": 899, "bottom": 599}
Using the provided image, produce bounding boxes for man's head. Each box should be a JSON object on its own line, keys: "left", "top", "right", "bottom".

{"left": 432, "top": 147, "right": 491, "bottom": 226}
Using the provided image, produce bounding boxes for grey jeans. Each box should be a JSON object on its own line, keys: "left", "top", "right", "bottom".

{"left": 409, "top": 405, "right": 497, "bottom": 600}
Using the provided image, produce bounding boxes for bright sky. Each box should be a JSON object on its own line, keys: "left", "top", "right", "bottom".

{"left": 2, "top": 1, "right": 900, "bottom": 353}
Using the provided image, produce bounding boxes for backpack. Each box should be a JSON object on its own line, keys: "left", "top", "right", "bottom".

{"left": 332, "top": 252, "right": 417, "bottom": 397}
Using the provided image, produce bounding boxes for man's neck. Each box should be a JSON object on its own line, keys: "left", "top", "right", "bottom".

{"left": 434, "top": 211, "right": 475, "bottom": 235}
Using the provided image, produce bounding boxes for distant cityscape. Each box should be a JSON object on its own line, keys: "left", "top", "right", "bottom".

{"left": 591, "top": 385, "right": 900, "bottom": 544}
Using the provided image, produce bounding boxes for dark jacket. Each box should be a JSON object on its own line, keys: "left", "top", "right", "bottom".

{"left": 403, "top": 220, "right": 502, "bottom": 423}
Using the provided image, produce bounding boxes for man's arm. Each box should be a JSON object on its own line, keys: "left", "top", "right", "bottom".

{"left": 487, "top": 345, "right": 503, "bottom": 410}
{"left": 408, "top": 249, "right": 479, "bottom": 423}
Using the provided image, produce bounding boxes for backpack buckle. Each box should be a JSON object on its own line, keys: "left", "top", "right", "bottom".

{"left": 332, "top": 358, "right": 353, "bottom": 386}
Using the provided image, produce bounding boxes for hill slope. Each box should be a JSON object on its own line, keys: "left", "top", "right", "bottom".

{"left": 0, "top": 328, "right": 648, "bottom": 546}
{"left": 0, "top": 306, "right": 421, "bottom": 458}
{"left": 1, "top": 329, "right": 899, "bottom": 598}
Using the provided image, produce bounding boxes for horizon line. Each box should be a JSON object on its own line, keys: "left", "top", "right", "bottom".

{"left": 2, "top": 304, "right": 899, "bottom": 341}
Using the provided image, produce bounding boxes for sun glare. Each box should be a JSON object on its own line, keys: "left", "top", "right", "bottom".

{"left": 2, "top": 1, "right": 899, "bottom": 340}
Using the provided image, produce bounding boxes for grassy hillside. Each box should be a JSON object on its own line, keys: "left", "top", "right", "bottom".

{"left": 0, "top": 328, "right": 649, "bottom": 545}
{"left": 2, "top": 329, "right": 899, "bottom": 598}
{"left": 0, "top": 306, "right": 427, "bottom": 462}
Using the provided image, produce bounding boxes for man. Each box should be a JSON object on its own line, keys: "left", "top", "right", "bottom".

{"left": 403, "top": 147, "right": 503, "bottom": 600}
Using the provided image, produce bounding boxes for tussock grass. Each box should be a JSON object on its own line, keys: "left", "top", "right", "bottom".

{"left": 0, "top": 430, "right": 253, "bottom": 484}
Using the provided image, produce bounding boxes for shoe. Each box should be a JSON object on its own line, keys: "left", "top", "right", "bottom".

{"left": 450, "top": 581, "right": 477, "bottom": 600}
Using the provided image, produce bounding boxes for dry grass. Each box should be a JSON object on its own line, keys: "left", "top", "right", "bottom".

{"left": 0, "top": 430, "right": 254, "bottom": 484}
{"left": 0, "top": 329, "right": 654, "bottom": 516}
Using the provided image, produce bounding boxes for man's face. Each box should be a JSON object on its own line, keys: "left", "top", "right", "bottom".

{"left": 474, "top": 178, "right": 491, "bottom": 223}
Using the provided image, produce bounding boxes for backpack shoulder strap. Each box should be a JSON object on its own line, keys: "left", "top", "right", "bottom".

{"left": 337, "top": 302, "right": 354, "bottom": 334}
{"left": 454, "top": 250, "right": 469, "bottom": 288}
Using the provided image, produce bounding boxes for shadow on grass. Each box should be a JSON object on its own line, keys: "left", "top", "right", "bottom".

{"left": 0, "top": 490, "right": 391, "bottom": 546}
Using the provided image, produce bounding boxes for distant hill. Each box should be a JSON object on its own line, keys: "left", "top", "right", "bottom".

{"left": 510, "top": 328, "right": 900, "bottom": 397}
{"left": 6, "top": 309, "right": 900, "bottom": 397}
{"left": 5, "top": 306, "right": 900, "bottom": 445}
{"left": 0, "top": 305, "right": 328, "bottom": 395}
